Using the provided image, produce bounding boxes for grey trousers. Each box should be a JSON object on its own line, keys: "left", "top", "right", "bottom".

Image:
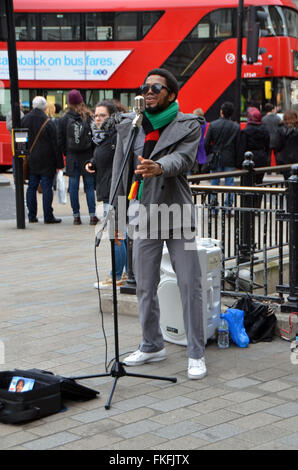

{"left": 133, "top": 235, "right": 205, "bottom": 359}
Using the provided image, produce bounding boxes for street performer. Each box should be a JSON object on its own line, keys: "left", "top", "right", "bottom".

{"left": 110, "top": 68, "right": 207, "bottom": 379}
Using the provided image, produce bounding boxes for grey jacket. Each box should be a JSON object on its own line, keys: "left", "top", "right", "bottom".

{"left": 110, "top": 111, "right": 203, "bottom": 235}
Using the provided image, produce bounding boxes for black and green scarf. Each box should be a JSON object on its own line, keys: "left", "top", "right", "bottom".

{"left": 128, "top": 101, "right": 179, "bottom": 201}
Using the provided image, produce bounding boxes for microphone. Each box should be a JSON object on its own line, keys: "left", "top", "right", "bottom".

{"left": 134, "top": 95, "right": 145, "bottom": 114}
{"left": 132, "top": 95, "right": 145, "bottom": 128}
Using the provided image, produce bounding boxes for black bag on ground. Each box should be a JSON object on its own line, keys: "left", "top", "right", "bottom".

{"left": 233, "top": 295, "right": 277, "bottom": 343}
{"left": 0, "top": 368, "right": 99, "bottom": 424}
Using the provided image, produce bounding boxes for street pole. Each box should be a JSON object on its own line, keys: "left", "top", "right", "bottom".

{"left": 5, "top": 0, "right": 25, "bottom": 229}
{"left": 235, "top": 0, "right": 244, "bottom": 123}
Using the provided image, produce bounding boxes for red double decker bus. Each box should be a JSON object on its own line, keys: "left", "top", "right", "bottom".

{"left": 0, "top": 0, "right": 297, "bottom": 167}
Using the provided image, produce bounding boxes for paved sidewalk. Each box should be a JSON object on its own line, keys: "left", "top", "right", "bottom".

{"left": 0, "top": 177, "right": 298, "bottom": 450}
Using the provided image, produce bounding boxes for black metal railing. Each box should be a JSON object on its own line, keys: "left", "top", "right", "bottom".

{"left": 188, "top": 161, "right": 298, "bottom": 312}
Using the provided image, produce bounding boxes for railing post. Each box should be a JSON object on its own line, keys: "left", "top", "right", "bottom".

{"left": 239, "top": 152, "right": 256, "bottom": 263}
{"left": 281, "top": 164, "right": 298, "bottom": 313}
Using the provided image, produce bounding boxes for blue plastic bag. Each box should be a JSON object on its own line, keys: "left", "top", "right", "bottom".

{"left": 220, "top": 308, "right": 250, "bottom": 348}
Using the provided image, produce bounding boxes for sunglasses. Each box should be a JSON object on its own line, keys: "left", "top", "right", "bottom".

{"left": 140, "top": 83, "right": 170, "bottom": 95}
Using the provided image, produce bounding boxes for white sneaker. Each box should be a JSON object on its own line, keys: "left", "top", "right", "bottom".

{"left": 93, "top": 278, "right": 124, "bottom": 290}
{"left": 123, "top": 348, "right": 167, "bottom": 366}
{"left": 188, "top": 357, "right": 207, "bottom": 380}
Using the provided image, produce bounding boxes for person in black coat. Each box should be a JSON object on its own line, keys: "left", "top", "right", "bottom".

{"left": 85, "top": 100, "right": 127, "bottom": 288}
{"left": 275, "top": 109, "right": 298, "bottom": 180}
{"left": 57, "top": 90, "right": 97, "bottom": 225}
{"left": 238, "top": 107, "right": 270, "bottom": 207}
{"left": 204, "top": 101, "right": 240, "bottom": 210}
{"left": 262, "top": 103, "right": 281, "bottom": 162}
{"left": 21, "top": 96, "right": 64, "bottom": 224}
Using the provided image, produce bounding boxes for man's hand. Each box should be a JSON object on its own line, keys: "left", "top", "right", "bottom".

{"left": 135, "top": 156, "right": 162, "bottom": 178}
{"left": 85, "top": 162, "right": 95, "bottom": 173}
{"left": 115, "top": 230, "right": 125, "bottom": 246}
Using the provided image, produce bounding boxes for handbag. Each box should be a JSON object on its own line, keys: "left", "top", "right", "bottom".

{"left": 23, "top": 156, "right": 29, "bottom": 182}
{"left": 23, "top": 118, "right": 50, "bottom": 182}
{"left": 204, "top": 151, "right": 220, "bottom": 171}
{"left": 202, "top": 120, "right": 228, "bottom": 173}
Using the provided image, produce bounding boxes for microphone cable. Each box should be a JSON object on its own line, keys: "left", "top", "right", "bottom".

{"left": 93, "top": 239, "right": 109, "bottom": 373}
{"left": 94, "top": 233, "right": 134, "bottom": 373}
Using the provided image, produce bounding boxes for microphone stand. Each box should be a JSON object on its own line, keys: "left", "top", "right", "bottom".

{"left": 71, "top": 102, "right": 177, "bottom": 410}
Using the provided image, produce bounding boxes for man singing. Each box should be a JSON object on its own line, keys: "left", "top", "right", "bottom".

{"left": 110, "top": 68, "right": 206, "bottom": 379}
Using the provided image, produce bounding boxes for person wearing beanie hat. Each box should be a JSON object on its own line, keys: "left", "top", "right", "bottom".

{"left": 110, "top": 68, "right": 207, "bottom": 380}
{"left": 58, "top": 91, "right": 98, "bottom": 225}
{"left": 68, "top": 89, "right": 83, "bottom": 106}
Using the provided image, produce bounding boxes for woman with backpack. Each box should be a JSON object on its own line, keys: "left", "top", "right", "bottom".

{"left": 58, "top": 89, "right": 98, "bottom": 225}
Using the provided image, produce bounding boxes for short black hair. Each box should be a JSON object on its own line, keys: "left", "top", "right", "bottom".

{"left": 145, "top": 68, "right": 179, "bottom": 99}
{"left": 221, "top": 102, "right": 234, "bottom": 119}
{"left": 264, "top": 103, "right": 274, "bottom": 113}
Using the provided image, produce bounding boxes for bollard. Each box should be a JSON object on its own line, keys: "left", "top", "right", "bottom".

{"left": 239, "top": 152, "right": 256, "bottom": 263}
{"left": 280, "top": 164, "right": 298, "bottom": 313}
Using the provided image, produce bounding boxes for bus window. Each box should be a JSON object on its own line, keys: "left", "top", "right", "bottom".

{"left": 283, "top": 8, "right": 298, "bottom": 38}
{"left": 0, "top": 89, "right": 31, "bottom": 118}
{"left": 268, "top": 6, "right": 285, "bottom": 36}
{"left": 190, "top": 9, "right": 235, "bottom": 39}
{"left": 41, "top": 13, "right": 81, "bottom": 41}
{"left": 241, "top": 79, "right": 265, "bottom": 115}
{"left": 276, "top": 78, "right": 295, "bottom": 111}
{"left": 114, "top": 12, "right": 137, "bottom": 40}
{"left": 84, "top": 11, "right": 163, "bottom": 41}
{"left": 15, "top": 13, "right": 37, "bottom": 40}
{"left": 86, "top": 12, "right": 114, "bottom": 41}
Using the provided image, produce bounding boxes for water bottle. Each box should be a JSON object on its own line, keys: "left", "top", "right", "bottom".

{"left": 218, "top": 315, "right": 229, "bottom": 349}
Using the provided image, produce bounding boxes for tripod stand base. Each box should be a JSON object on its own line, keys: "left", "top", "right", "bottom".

{"left": 71, "top": 361, "right": 177, "bottom": 410}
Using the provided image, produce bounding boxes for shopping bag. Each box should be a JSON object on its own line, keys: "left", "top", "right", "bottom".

{"left": 56, "top": 170, "right": 67, "bottom": 204}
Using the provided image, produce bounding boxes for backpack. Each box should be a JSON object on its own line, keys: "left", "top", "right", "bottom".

{"left": 66, "top": 115, "right": 92, "bottom": 152}
{"left": 233, "top": 295, "right": 277, "bottom": 343}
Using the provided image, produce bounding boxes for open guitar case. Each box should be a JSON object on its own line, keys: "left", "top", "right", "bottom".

{"left": 0, "top": 368, "right": 99, "bottom": 424}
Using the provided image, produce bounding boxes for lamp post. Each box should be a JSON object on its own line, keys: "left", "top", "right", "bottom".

{"left": 4, "top": 0, "right": 25, "bottom": 229}
{"left": 235, "top": 0, "right": 244, "bottom": 124}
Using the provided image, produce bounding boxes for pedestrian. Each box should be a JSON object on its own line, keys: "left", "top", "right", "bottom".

{"left": 238, "top": 107, "right": 270, "bottom": 207}
{"left": 262, "top": 103, "right": 281, "bottom": 164}
{"left": 57, "top": 89, "right": 97, "bottom": 225}
{"left": 85, "top": 100, "right": 128, "bottom": 288}
{"left": 21, "top": 96, "right": 63, "bottom": 224}
{"left": 110, "top": 67, "right": 207, "bottom": 380}
{"left": 204, "top": 102, "right": 240, "bottom": 213}
{"left": 275, "top": 109, "right": 298, "bottom": 180}
{"left": 193, "top": 108, "right": 207, "bottom": 174}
